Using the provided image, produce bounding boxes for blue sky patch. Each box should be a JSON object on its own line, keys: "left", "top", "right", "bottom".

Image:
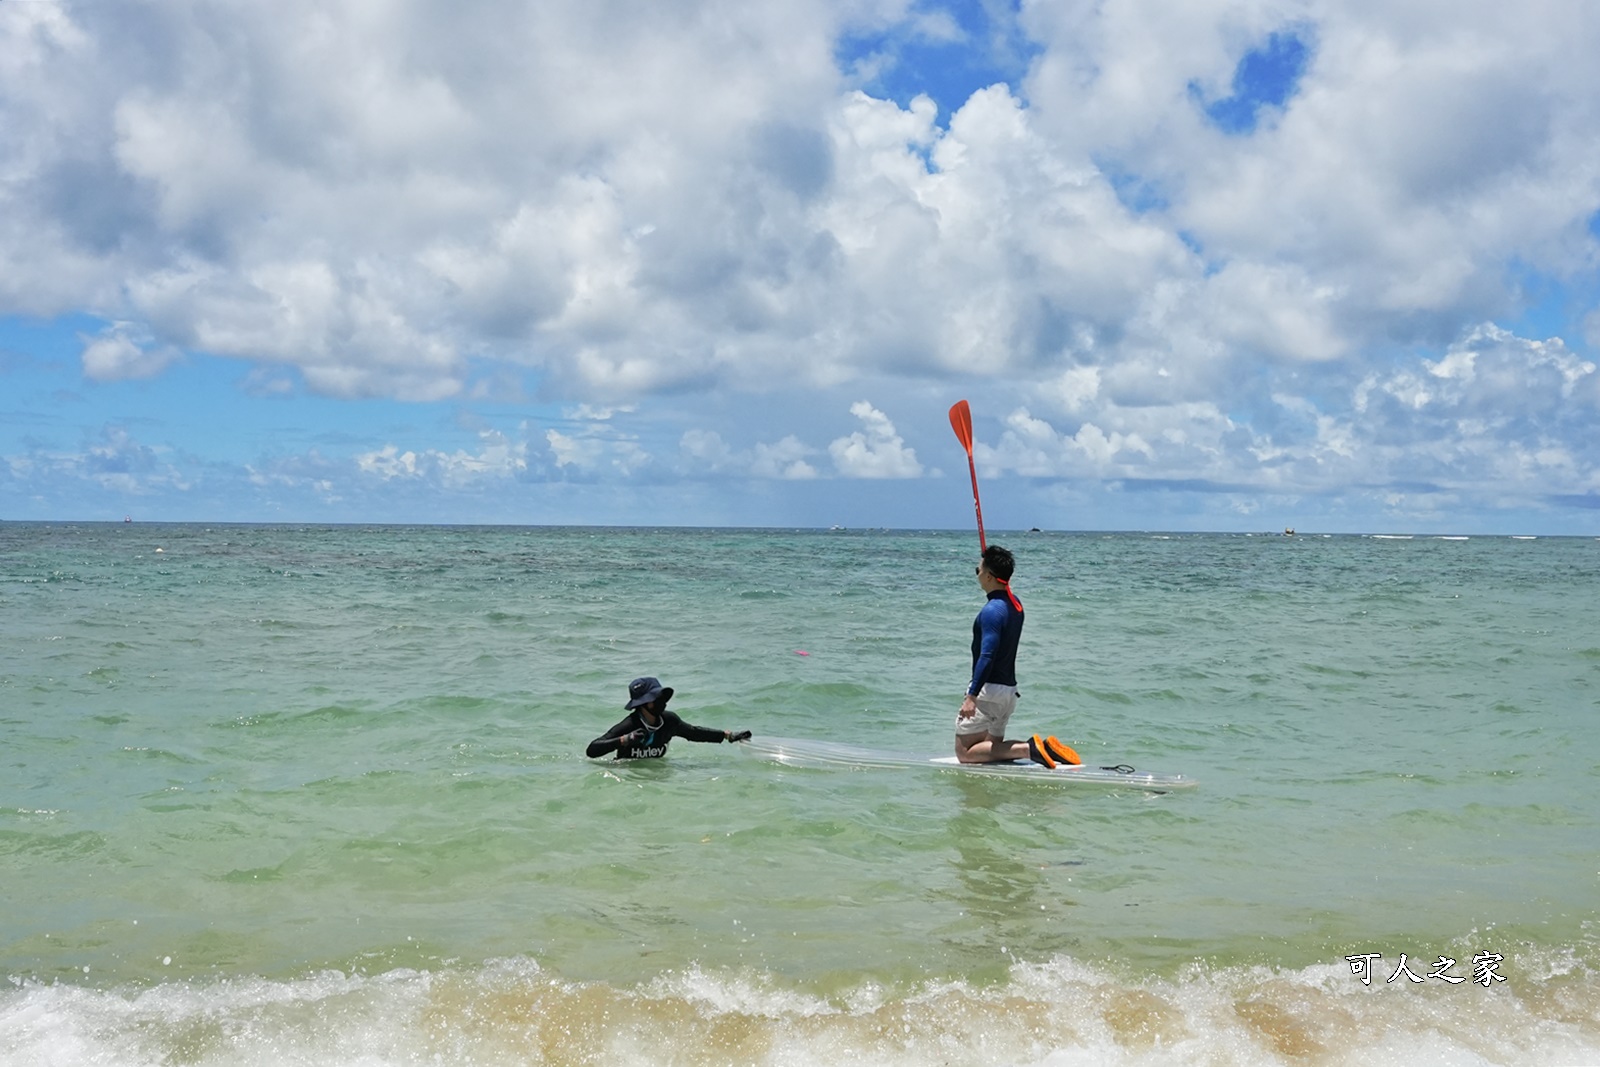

{"left": 1505, "top": 261, "right": 1600, "bottom": 356}
{"left": 837, "top": 0, "right": 1039, "bottom": 120}
{"left": 1198, "top": 30, "right": 1311, "bottom": 135}
{"left": 1098, "top": 160, "right": 1170, "bottom": 216}
{"left": 0, "top": 314, "right": 464, "bottom": 466}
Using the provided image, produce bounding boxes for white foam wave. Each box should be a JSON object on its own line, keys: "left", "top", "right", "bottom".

{"left": 3, "top": 951, "right": 1596, "bottom": 1067}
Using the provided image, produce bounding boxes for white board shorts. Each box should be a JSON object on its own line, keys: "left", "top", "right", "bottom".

{"left": 955, "top": 683, "right": 1019, "bottom": 738}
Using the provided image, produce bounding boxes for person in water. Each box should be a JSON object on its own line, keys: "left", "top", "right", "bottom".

{"left": 586, "top": 676, "right": 752, "bottom": 760}
{"left": 956, "top": 544, "right": 1080, "bottom": 767}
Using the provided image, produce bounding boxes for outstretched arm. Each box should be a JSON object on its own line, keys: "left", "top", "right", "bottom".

{"left": 670, "top": 715, "right": 751, "bottom": 744}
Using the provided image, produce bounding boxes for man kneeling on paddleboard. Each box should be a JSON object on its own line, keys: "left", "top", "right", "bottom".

{"left": 957, "top": 545, "right": 1080, "bottom": 768}
{"left": 586, "top": 676, "right": 752, "bottom": 760}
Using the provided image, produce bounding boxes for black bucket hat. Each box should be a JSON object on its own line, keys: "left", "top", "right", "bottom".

{"left": 625, "top": 676, "right": 674, "bottom": 709}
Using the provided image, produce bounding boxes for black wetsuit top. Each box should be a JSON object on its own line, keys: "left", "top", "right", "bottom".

{"left": 969, "top": 588, "right": 1024, "bottom": 696}
{"left": 586, "top": 708, "right": 726, "bottom": 759}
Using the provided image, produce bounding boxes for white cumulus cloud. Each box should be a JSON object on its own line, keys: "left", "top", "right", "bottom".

{"left": 2, "top": 0, "right": 1599, "bottom": 528}
{"left": 678, "top": 428, "right": 819, "bottom": 480}
{"left": 356, "top": 429, "right": 529, "bottom": 488}
{"left": 829, "top": 400, "right": 923, "bottom": 478}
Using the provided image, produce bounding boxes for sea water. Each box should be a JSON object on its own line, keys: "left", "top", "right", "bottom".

{"left": 1, "top": 523, "right": 1596, "bottom": 1065}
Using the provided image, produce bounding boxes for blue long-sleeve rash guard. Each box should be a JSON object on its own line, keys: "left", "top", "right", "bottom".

{"left": 968, "top": 589, "right": 1024, "bottom": 696}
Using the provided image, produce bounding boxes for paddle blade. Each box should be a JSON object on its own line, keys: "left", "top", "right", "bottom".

{"left": 948, "top": 400, "right": 974, "bottom": 453}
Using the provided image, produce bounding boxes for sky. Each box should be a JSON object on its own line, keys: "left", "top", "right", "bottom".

{"left": 2, "top": 0, "right": 1599, "bottom": 534}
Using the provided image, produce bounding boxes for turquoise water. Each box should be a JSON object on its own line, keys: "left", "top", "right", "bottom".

{"left": 2, "top": 523, "right": 1598, "bottom": 1064}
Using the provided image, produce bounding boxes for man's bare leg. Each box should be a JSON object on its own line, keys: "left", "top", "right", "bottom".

{"left": 954, "top": 732, "right": 1032, "bottom": 764}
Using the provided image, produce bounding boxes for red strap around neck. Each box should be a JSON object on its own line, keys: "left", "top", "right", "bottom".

{"left": 998, "top": 579, "right": 1022, "bottom": 613}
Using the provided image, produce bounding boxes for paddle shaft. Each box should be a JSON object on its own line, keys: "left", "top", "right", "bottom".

{"left": 949, "top": 401, "right": 987, "bottom": 551}
{"left": 964, "top": 450, "right": 987, "bottom": 551}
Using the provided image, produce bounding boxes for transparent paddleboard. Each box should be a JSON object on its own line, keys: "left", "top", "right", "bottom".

{"left": 739, "top": 736, "right": 1195, "bottom": 790}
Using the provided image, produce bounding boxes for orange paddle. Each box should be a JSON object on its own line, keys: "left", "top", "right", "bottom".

{"left": 951, "top": 400, "right": 1023, "bottom": 612}
{"left": 948, "top": 400, "right": 986, "bottom": 551}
